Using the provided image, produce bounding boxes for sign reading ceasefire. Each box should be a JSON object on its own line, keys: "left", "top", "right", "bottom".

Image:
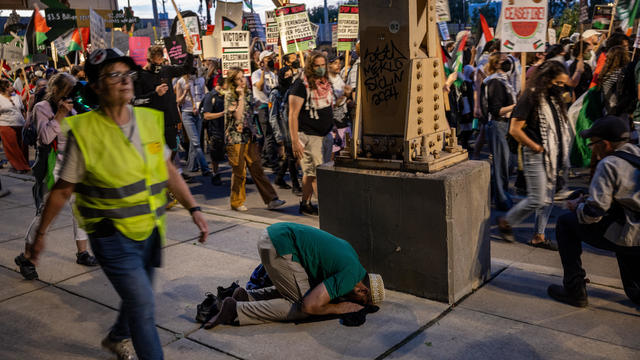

{"left": 498, "top": 0, "right": 548, "bottom": 52}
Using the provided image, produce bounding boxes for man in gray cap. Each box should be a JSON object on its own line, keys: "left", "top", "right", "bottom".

{"left": 548, "top": 115, "right": 640, "bottom": 307}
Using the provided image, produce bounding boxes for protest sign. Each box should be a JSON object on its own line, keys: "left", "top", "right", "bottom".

{"left": 90, "top": 9, "right": 107, "bottom": 50}
{"left": 129, "top": 37, "right": 150, "bottom": 66}
{"left": 559, "top": 24, "right": 572, "bottom": 39}
{"left": 266, "top": 10, "right": 279, "bottom": 45}
{"left": 159, "top": 19, "right": 170, "bottom": 39}
{"left": 635, "top": 22, "right": 640, "bottom": 48}
{"left": 275, "top": 4, "right": 316, "bottom": 54}
{"left": 580, "top": 0, "right": 590, "bottom": 24}
{"left": 438, "top": 22, "right": 450, "bottom": 41}
{"left": 175, "top": 15, "right": 202, "bottom": 55}
{"left": 112, "top": 30, "right": 130, "bottom": 54}
{"left": 202, "top": 35, "right": 216, "bottom": 59}
{"left": 548, "top": 28, "right": 557, "bottom": 45}
{"left": 244, "top": 12, "right": 266, "bottom": 41}
{"left": 164, "top": 35, "right": 188, "bottom": 65}
{"left": 53, "top": 29, "right": 72, "bottom": 57}
{"left": 593, "top": 5, "right": 613, "bottom": 30}
{"left": 213, "top": 1, "right": 244, "bottom": 58}
{"left": 337, "top": 5, "right": 358, "bottom": 51}
{"left": 498, "top": 0, "right": 547, "bottom": 52}
{"left": 435, "top": 0, "right": 451, "bottom": 23}
{"left": 45, "top": 8, "right": 137, "bottom": 30}
{"left": 221, "top": 30, "right": 250, "bottom": 77}
{"left": 331, "top": 24, "right": 338, "bottom": 48}
{"left": 2, "top": 43, "right": 23, "bottom": 63}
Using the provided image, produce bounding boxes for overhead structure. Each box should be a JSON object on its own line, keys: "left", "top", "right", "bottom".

{"left": 336, "top": 0, "right": 467, "bottom": 173}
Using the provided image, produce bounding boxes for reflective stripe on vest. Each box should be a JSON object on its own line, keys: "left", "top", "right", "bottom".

{"left": 77, "top": 201, "right": 168, "bottom": 219}
{"left": 75, "top": 180, "right": 167, "bottom": 199}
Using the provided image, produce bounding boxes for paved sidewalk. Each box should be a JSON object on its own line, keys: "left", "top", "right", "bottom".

{"left": 0, "top": 173, "right": 638, "bottom": 360}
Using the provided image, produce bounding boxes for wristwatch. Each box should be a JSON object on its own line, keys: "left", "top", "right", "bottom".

{"left": 188, "top": 206, "right": 202, "bottom": 214}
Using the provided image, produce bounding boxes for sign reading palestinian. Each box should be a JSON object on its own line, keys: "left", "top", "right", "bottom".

{"left": 275, "top": 4, "right": 316, "bottom": 54}
{"left": 244, "top": 12, "right": 266, "bottom": 41}
{"left": 593, "top": 5, "right": 613, "bottom": 30}
{"left": 435, "top": 0, "right": 451, "bottom": 23}
{"left": 498, "top": 0, "right": 547, "bottom": 52}
{"left": 266, "top": 10, "right": 279, "bottom": 45}
{"left": 221, "top": 30, "right": 251, "bottom": 77}
{"left": 90, "top": 9, "right": 107, "bottom": 50}
{"left": 175, "top": 15, "right": 202, "bottom": 55}
{"left": 129, "top": 37, "right": 151, "bottom": 66}
{"left": 164, "top": 35, "right": 188, "bottom": 65}
{"left": 337, "top": 5, "right": 358, "bottom": 51}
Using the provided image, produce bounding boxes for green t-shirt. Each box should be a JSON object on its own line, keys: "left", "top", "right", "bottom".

{"left": 267, "top": 223, "right": 367, "bottom": 300}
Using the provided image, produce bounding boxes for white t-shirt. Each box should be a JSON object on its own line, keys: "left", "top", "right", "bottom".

{"left": 329, "top": 74, "right": 346, "bottom": 105}
{"left": 251, "top": 69, "right": 278, "bottom": 105}
{"left": 177, "top": 76, "right": 206, "bottom": 112}
{"left": 0, "top": 94, "right": 25, "bottom": 126}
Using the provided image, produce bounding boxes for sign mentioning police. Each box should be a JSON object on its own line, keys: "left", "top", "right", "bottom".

{"left": 221, "top": 30, "right": 251, "bottom": 77}
{"left": 498, "top": 0, "right": 548, "bottom": 52}
{"left": 275, "top": 4, "right": 316, "bottom": 54}
{"left": 337, "top": 5, "right": 358, "bottom": 51}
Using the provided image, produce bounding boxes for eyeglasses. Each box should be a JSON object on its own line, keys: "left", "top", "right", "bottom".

{"left": 101, "top": 71, "right": 137, "bottom": 84}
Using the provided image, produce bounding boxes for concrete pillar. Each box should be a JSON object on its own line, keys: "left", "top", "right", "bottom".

{"left": 317, "top": 160, "right": 491, "bottom": 304}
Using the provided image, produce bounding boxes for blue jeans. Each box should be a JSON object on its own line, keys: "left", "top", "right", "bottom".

{"left": 487, "top": 121, "right": 513, "bottom": 210}
{"left": 89, "top": 227, "right": 163, "bottom": 360}
{"left": 505, "top": 148, "right": 554, "bottom": 236}
{"left": 182, "top": 111, "right": 210, "bottom": 173}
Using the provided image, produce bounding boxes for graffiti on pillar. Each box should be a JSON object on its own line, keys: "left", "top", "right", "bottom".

{"left": 362, "top": 40, "right": 408, "bottom": 106}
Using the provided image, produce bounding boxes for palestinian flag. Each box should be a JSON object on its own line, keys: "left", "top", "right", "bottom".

{"left": 617, "top": 0, "right": 640, "bottom": 35}
{"left": 68, "top": 28, "right": 90, "bottom": 52}
{"left": 223, "top": 17, "right": 237, "bottom": 30}
{"left": 243, "top": 0, "right": 253, "bottom": 11}
{"left": 441, "top": 44, "right": 452, "bottom": 76}
{"left": 480, "top": 14, "right": 493, "bottom": 42}
{"left": 451, "top": 33, "right": 468, "bottom": 88}
{"left": 23, "top": 5, "right": 51, "bottom": 57}
{"left": 570, "top": 87, "right": 604, "bottom": 167}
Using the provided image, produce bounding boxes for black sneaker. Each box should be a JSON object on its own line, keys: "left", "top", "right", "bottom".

{"left": 299, "top": 201, "right": 319, "bottom": 216}
{"left": 211, "top": 173, "right": 222, "bottom": 186}
{"left": 14, "top": 253, "right": 38, "bottom": 280}
{"left": 274, "top": 179, "right": 292, "bottom": 190}
{"left": 181, "top": 173, "right": 194, "bottom": 184}
{"left": 547, "top": 283, "right": 588, "bottom": 308}
{"left": 217, "top": 282, "right": 240, "bottom": 304}
{"left": 76, "top": 251, "right": 99, "bottom": 266}
{"left": 292, "top": 186, "right": 303, "bottom": 196}
{"left": 196, "top": 292, "right": 219, "bottom": 323}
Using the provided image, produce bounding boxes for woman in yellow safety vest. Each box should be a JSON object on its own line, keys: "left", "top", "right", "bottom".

{"left": 28, "top": 48, "right": 208, "bottom": 360}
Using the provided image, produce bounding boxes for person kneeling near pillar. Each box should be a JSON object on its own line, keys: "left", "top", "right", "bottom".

{"left": 548, "top": 115, "right": 640, "bottom": 307}
{"left": 204, "top": 222, "right": 385, "bottom": 328}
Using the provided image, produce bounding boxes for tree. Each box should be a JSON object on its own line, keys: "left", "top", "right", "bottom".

{"left": 554, "top": 6, "right": 579, "bottom": 39}
{"left": 307, "top": 5, "right": 339, "bottom": 24}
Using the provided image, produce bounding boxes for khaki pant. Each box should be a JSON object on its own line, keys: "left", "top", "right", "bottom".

{"left": 236, "top": 232, "right": 311, "bottom": 325}
{"left": 298, "top": 132, "right": 325, "bottom": 177}
{"left": 226, "top": 142, "right": 278, "bottom": 209}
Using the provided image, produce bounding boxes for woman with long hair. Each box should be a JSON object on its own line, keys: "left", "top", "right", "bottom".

{"left": 224, "top": 66, "right": 285, "bottom": 212}
{"left": 598, "top": 45, "right": 631, "bottom": 115}
{"left": 498, "top": 61, "right": 572, "bottom": 250}
{"left": 0, "top": 78, "right": 29, "bottom": 173}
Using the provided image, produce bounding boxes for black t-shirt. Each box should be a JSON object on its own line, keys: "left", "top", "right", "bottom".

{"left": 569, "top": 61, "right": 593, "bottom": 99}
{"left": 511, "top": 89, "right": 542, "bottom": 145}
{"left": 203, "top": 91, "right": 225, "bottom": 139}
{"left": 290, "top": 78, "right": 334, "bottom": 136}
{"left": 487, "top": 78, "right": 514, "bottom": 121}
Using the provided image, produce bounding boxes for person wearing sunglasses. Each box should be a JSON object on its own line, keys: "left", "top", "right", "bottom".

{"left": 27, "top": 49, "right": 208, "bottom": 360}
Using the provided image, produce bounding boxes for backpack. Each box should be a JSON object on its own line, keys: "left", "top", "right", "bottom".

{"left": 22, "top": 117, "right": 38, "bottom": 147}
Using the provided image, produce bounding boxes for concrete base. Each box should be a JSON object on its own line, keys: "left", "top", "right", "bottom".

{"left": 317, "top": 160, "right": 491, "bottom": 303}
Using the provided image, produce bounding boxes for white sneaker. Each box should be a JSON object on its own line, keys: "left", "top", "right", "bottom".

{"left": 101, "top": 337, "right": 136, "bottom": 360}
{"left": 232, "top": 205, "right": 249, "bottom": 212}
{"left": 554, "top": 188, "right": 574, "bottom": 201}
{"left": 267, "top": 199, "right": 286, "bottom": 210}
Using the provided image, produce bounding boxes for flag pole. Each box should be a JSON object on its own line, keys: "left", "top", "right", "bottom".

{"left": 608, "top": 1, "right": 619, "bottom": 37}
{"left": 521, "top": 52, "right": 527, "bottom": 94}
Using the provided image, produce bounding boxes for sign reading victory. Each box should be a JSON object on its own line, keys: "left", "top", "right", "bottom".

{"left": 275, "top": 4, "right": 316, "bottom": 54}
{"left": 265, "top": 10, "right": 279, "bottom": 45}
{"left": 498, "top": 0, "right": 548, "bottom": 52}
{"left": 221, "top": 30, "right": 250, "bottom": 77}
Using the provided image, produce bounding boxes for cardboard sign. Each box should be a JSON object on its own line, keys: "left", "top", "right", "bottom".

{"left": 164, "top": 35, "right": 188, "bottom": 65}
{"left": 438, "top": 22, "right": 450, "bottom": 41}
{"left": 435, "top": 0, "right": 451, "bottom": 23}
{"left": 90, "top": 9, "right": 108, "bottom": 50}
{"left": 498, "top": 0, "right": 548, "bottom": 52}
{"left": 559, "top": 24, "right": 572, "bottom": 39}
{"left": 112, "top": 30, "right": 130, "bottom": 54}
{"left": 176, "top": 16, "right": 202, "bottom": 55}
{"left": 548, "top": 28, "right": 557, "bottom": 45}
{"left": 593, "top": 5, "right": 613, "bottom": 30}
{"left": 221, "top": 30, "right": 250, "bottom": 77}
{"left": 275, "top": 4, "right": 316, "bottom": 54}
{"left": 159, "top": 19, "right": 170, "bottom": 39}
{"left": 202, "top": 35, "right": 216, "bottom": 59}
{"left": 53, "top": 30, "right": 72, "bottom": 57}
{"left": 337, "top": 5, "right": 358, "bottom": 51}
{"left": 244, "top": 12, "right": 266, "bottom": 41}
{"left": 129, "top": 37, "right": 151, "bottom": 66}
{"left": 266, "top": 10, "right": 279, "bottom": 45}
{"left": 331, "top": 24, "right": 338, "bottom": 48}
{"left": 580, "top": 0, "right": 590, "bottom": 24}
{"left": 1, "top": 43, "right": 23, "bottom": 63}
{"left": 213, "top": 1, "right": 244, "bottom": 58}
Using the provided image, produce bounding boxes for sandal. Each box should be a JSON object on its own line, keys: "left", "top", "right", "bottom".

{"left": 496, "top": 217, "right": 515, "bottom": 242}
{"left": 528, "top": 239, "right": 558, "bottom": 251}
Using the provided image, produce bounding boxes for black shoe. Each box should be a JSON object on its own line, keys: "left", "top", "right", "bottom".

{"left": 182, "top": 173, "right": 194, "bottom": 184}
{"left": 274, "top": 179, "right": 292, "bottom": 190}
{"left": 292, "top": 186, "right": 303, "bottom": 196}
{"left": 202, "top": 170, "right": 213, "bottom": 177}
{"left": 299, "top": 201, "right": 319, "bottom": 216}
{"left": 14, "top": 253, "right": 38, "bottom": 280}
{"left": 196, "top": 292, "right": 219, "bottom": 323}
{"left": 547, "top": 283, "right": 588, "bottom": 307}
{"left": 216, "top": 282, "right": 240, "bottom": 307}
{"left": 76, "top": 251, "right": 99, "bottom": 266}
{"left": 211, "top": 173, "right": 222, "bottom": 186}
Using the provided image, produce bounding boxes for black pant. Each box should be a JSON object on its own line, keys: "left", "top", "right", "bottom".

{"left": 257, "top": 107, "right": 278, "bottom": 165}
{"left": 556, "top": 212, "right": 640, "bottom": 304}
{"left": 275, "top": 144, "right": 300, "bottom": 188}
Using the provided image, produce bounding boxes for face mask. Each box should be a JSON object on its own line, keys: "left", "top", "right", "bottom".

{"left": 582, "top": 52, "right": 592, "bottom": 61}
{"left": 292, "top": 60, "right": 301, "bottom": 69}
{"left": 549, "top": 84, "right": 565, "bottom": 98}
{"left": 500, "top": 60, "right": 512, "bottom": 73}
{"left": 267, "top": 60, "right": 275, "bottom": 69}
{"left": 314, "top": 66, "right": 326, "bottom": 77}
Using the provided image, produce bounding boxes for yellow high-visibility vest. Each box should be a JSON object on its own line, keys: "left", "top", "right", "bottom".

{"left": 65, "top": 106, "right": 168, "bottom": 242}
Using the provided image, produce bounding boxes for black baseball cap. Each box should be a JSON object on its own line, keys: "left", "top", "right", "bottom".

{"left": 84, "top": 48, "right": 138, "bottom": 84}
{"left": 580, "top": 115, "right": 630, "bottom": 142}
{"left": 327, "top": 54, "right": 342, "bottom": 63}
